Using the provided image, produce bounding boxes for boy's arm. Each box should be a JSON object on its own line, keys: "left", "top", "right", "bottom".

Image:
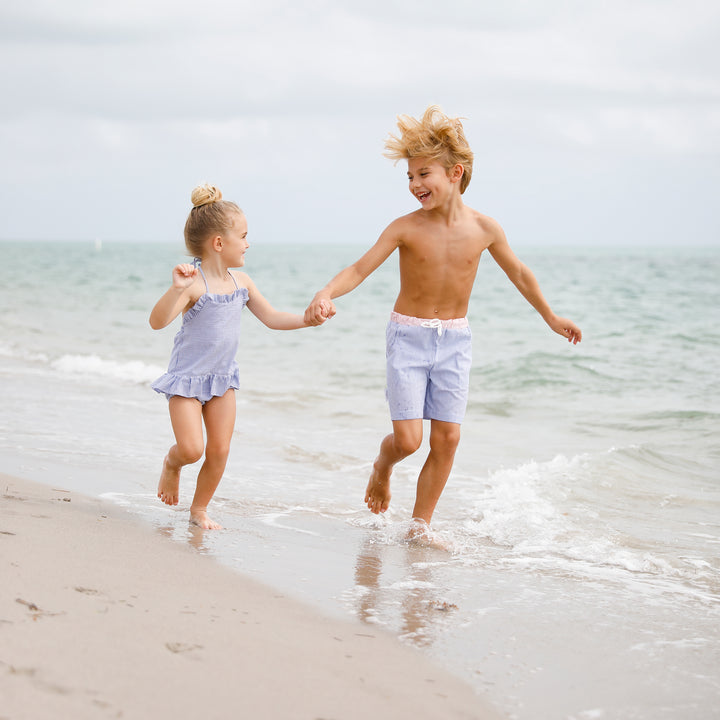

{"left": 304, "top": 223, "right": 400, "bottom": 324}
{"left": 488, "top": 226, "right": 582, "bottom": 344}
{"left": 245, "top": 276, "right": 315, "bottom": 330}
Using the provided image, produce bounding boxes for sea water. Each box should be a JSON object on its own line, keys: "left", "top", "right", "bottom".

{"left": 1, "top": 239, "right": 718, "bottom": 719}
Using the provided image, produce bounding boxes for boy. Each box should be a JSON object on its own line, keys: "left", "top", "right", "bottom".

{"left": 305, "top": 106, "right": 582, "bottom": 534}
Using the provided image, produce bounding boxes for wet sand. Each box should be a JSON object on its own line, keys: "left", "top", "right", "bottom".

{"left": 0, "top": 473, "right": 503, "bottom": 719}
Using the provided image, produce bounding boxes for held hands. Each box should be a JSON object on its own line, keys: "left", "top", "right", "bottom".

{"left": 549, "top": 315, "right": 582, "bottom": 345}
{"left": 304, "top": 294, "right": 336, "bottom": 327}
{"left": 172, "top": 263, "right": 198, "bottom": 289}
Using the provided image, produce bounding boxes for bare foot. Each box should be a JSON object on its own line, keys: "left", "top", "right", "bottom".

{"left": 407, "top": 518, "right": 450, "bottom": 551}
{"left": 157, "top": 456, "right": 180, "bottom": 506}
{"left": 365, "top": 463, "right": 392, "bottom": 514}
{"left": 190, "top": 508, "right": 223, "bottom": 530}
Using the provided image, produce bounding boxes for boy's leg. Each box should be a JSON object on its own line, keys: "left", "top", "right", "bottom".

{"left": 411, "top": 419, "right": 461, "bottom": 525}
{"left": 159, "top": 396, "right": 204, "bottom": 506}
{"left": 190, "top": 389, "right": 236, "bottom": 529}
{"left": 365, "top": 418, "right": 423, "bottom": 514}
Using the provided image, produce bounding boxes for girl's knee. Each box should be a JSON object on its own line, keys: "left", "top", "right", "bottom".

{"left": 177, "top": 441, "right": 204, "bottom": 465}
{"left": 204, "top": 442, "right": 231, "bottom": 467}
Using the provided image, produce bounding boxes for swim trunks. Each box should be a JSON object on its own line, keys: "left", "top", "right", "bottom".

{"left": 385, "top": 311, "right": 472, "bottom": 424}
{"left": 152, "top": 264, "right": 248, "bottom": 404}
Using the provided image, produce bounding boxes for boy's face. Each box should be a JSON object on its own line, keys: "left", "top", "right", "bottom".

{"left": 406, "top": 157, "right": 458, "bottom": 209}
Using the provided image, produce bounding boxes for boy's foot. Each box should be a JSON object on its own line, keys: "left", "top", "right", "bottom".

{"left": 365, "top": 465, "right": 392, "bottom": 514}
{"left": 407, "top": 518, "right": 449, "bottom": 551}
{"left": 157, "top": 456, "right": 180, "bottom": 506}
{"left": 190, "top": 508, "right": 223, "bottom": 530}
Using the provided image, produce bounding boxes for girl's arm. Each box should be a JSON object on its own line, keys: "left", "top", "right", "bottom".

{"left": 149, "top": 264, "right": 200, "bottom": 329}
{"left": 244, "top": 275, "right": 312, "bottom": 330}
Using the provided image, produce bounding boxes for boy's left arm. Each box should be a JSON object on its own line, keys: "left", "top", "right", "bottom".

{"left": 488, "top": 228, "right": 582, "bottom": 345}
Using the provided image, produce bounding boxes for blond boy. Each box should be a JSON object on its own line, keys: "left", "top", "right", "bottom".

{"left": 305, "top": 106, "right": 582, "bottom": 532}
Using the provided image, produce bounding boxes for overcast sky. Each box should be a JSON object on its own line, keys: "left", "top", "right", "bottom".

{"left": 1, "top": 0, "right": 718, "bottom": 248}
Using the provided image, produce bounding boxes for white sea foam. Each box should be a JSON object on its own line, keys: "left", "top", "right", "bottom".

{"left": 51, "top": 354, "right": 164, "bottom": 384}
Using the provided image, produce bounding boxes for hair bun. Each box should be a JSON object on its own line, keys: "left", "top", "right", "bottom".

{"left": 191, "top": 184, "right": 223, "bottom": 208}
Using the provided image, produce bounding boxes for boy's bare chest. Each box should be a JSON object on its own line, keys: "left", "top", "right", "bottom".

{"left": 402, "top": 225, "right": 486, "bottom": 269}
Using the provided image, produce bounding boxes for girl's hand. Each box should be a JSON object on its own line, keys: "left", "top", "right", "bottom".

{"left": 171, "top": 263, "right": 198, "bottom": 289}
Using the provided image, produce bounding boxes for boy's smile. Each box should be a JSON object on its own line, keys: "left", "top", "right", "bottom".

{"left": 407, "top": 158, "right": 454, "bottom": 208}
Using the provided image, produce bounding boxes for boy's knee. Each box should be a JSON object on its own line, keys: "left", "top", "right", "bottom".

{"left": 430, "top": 424, "right": 461, "bottom": 453}
{"left": 394, "top": 431, "right": 422, "bottom": 456}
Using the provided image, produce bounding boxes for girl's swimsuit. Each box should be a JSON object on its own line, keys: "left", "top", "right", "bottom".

{"left": 152, "top": 264, "right": 249, "bottom": 403}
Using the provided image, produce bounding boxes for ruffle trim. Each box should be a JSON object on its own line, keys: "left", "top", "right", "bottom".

{"left": 151, "top": 369, "right": 241, "bottom": 402}
{"left": 184, "top": 287, "right": 249, "bottom": 323}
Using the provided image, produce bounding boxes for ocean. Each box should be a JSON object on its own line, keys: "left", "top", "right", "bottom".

{"left": 1, "top": 239, "right": 719, "bottom": 719}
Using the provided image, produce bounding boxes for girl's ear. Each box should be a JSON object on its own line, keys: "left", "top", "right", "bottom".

{"left": 211, "top": 235, "right": 223, "bottom": 252}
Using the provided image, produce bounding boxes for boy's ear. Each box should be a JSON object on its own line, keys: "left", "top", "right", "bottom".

{"left": 449, "top": 163, "right": 464, "bottom": 184}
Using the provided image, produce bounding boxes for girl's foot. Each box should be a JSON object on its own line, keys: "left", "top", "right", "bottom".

{"left": 157, "top": 456, "right": 180, "bottom": 506}
{"left": 190, "top": 508, "right": 222, "bottom": 530}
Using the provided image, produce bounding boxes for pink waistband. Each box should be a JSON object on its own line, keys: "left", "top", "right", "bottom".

{"left": 390, "top": 311, "right": 469, "bottom": 329}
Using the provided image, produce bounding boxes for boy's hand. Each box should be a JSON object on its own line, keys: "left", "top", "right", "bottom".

{"left": 304, "top": 295, "right": 336, "bottom": 326}
{"left": 549, "top": 316, "right": 582, "bottom": 345}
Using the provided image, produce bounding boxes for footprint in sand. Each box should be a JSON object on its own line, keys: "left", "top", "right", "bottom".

{"left": 165, "top": 642, "right": 203, "bottom": 654}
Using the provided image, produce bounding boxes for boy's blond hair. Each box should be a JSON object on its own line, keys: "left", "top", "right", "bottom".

{"left": 384, "top": 105, "right": 474, "bottom": 194}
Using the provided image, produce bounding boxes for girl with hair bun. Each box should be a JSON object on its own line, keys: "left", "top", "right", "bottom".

{"left": 150, "top": 184, "right": 326, "bottom": 529}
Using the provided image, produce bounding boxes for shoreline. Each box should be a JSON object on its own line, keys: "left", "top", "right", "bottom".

{"left": 1, "top": 472, "right": 503, "bottom": 719}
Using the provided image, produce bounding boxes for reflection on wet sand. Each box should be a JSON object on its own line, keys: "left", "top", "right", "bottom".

{"left": 353, "top": 538, "right": 458, "bottom": 648}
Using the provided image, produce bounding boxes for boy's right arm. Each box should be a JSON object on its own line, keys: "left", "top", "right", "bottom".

{"left": 149, "top": 264, "right": 198, "bottom": 329}
{"left": 304, "top": 223, "right": 400, "bottom": 324}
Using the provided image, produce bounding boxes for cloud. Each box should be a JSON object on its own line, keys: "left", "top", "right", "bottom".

{"left": 0, "top": 1, "right": 718, "bottom": 244}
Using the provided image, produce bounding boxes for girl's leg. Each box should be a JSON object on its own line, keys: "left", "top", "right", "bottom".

{"left": 158, "top": 396, "right": 204, "bottom": 506}
{"left": 190, "top": 389, "right": 236, "bottom": 529}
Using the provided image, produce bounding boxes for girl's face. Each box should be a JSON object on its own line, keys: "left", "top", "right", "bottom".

{"left": 223, "top": 212, "right": 249, "bottom": 267}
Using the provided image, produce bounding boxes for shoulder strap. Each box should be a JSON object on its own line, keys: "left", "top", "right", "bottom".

{"left": 196, "top": 263, "right": 209, "bottom": 293}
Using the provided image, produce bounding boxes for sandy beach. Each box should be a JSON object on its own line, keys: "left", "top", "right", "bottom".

{"left": 1, "top": 473, "right": 502, "bottom": 720}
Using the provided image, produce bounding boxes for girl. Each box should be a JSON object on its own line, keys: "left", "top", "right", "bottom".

{"left": 150, "top": 184, "right": 323, "bottom": 529}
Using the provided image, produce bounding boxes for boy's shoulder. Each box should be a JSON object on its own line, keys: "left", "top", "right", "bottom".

{"left": 389, "top": 206, "right": 504, "bottom": 239}
{"left": 462, "top": 205, "right": 504, "bottom": 233}
{"left": 462, "top": 207, "right": 508, "bottom": 250}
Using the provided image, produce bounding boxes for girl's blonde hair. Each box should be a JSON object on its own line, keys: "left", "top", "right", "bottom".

{"left": 384, "top": 105, "right": 474, "bottom": 194}
{"left": 184, "top": 184, "right": 242, "bottom": 257}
